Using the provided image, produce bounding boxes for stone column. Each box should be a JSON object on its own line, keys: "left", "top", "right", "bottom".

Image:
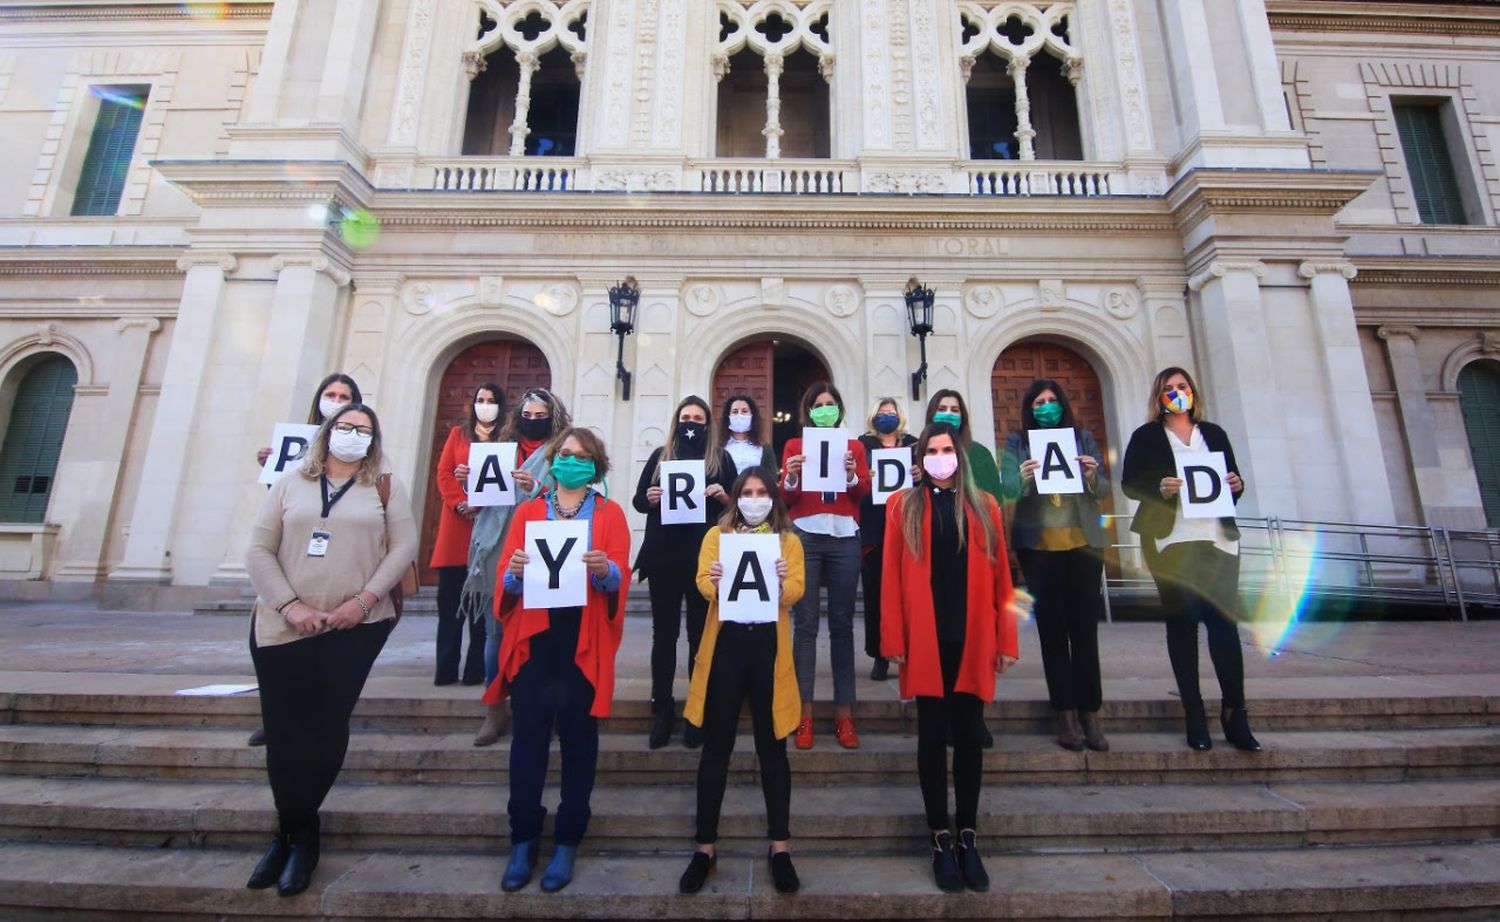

{"left": 1377, "top": 324, "right": 1448, "bottom": 525}
{"left": 762, "top": 53, "right": 785, "bottom": 160}
{"left": 243, "top": 0, "right": 301, "bottom": 123}
{"left": 110, "top": 254, "right": 237, "bottom": 582}
{"left": 316, "top": 0, "right": 382, "bottom": 127}
{"left": 509, "top": 51, "right": 540, "bottom": 156}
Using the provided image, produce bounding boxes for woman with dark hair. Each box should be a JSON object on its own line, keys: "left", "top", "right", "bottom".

{"left": 678, "top": 466, "right": 804, "bottom": 896}
{"left": 634, "top": 396, "right": 737, "bottom": 748}
{"left": 859, "top": 396, "right": 917, "bottom": 681}
{"left": 720, "top": 393, "right": 778, "bottom": 476}
{"left": 1001, "top": 379, "right": 1110, "bottom": 751}
{"left": 244, "top": 403, "right": 417, "bottom": 896}
{"left": 924, "top": 389, "right": 1002, "bottom": 505}
{"left": 489, "top": 427, "right": 631, "bottom": 893}
{"left": 1121, "top": 367, "right": 1260, "bottom": 753}
{"left": 430, "top": 383, "right": 505, "bottom": 687}
{"left": 883, "top": 422, "right": 1017, "bottom": 894}
{"left": 780, "top": 381, "right": 870, "bottom": 749}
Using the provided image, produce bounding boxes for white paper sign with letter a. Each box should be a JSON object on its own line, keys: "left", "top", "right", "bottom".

{"left": 467, "top": 442, "right": 519, "bottom": 508}
{"left": 870, "top": 447, "right": 913, "bottom": 506}
{"left": 259, "top": 424, "right": 320, "bottom": 485}
{"left": 1177, "top": 451, "right": 1236, "bottom": 519}
{"left": 1028, "top": 428, "right": 1084, "bottom": 495}
{"left": 523, "top": 519, "right": 590, "bottom": 609}
{"left": 800, "top": 427, "right": 849, "bottom": 493}
{"left": 718, "top": 533, "right": 780, "bottom": 624}
{"left": 660, "top": 459, "right": 706, "bottom": 525}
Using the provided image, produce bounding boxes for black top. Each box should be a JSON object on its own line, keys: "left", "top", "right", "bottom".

{"left": 1120, "top": 420, "right": 1243, "bottom": 542}
{"left": 858, "top": 432, "right": 919, "bottom": 549}
{"left": 631, "top": 446, "right": 736, "bottom": 579}
{"left": 928, "top": 488, "right": 968, "bottom": 646}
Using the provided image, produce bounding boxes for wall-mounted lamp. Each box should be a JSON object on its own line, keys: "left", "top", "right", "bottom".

{"left": 905, "top": 276, "right": 935, "bottom": 401}
{"left": 608, "top": 275, "right": 639, "bottom": 401}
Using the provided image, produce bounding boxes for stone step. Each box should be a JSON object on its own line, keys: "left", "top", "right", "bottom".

{"left": 2, "top": 724, "right": 1496, "bottom": 786}
{"left": 1, "top": 775, "right": 1496, "bottom": 854}
{"left": 1, "top": 840, "right": 1499, "bottom": 919}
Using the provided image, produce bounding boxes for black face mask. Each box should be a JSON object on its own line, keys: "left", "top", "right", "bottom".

{"left": 675, "top": 421, "right": 708, "bottom": 456}
{"left": 518, "top": 416, "right": 552, "bottom": 441}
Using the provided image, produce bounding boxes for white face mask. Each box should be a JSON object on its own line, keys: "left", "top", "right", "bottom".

{"left": 727, "top": 414, "right": 753, "bottom": 434}
{"left": 474, "top": 403, "right": 500, "bottom": 424}
{"left": 738, "top": 496, "right": 774, "bottom": 525}
{"left": 318, "top": 397, "right": 349, "bottom": 421}
{"left": 328, "top": 429, "right": 372, "bottom": 463}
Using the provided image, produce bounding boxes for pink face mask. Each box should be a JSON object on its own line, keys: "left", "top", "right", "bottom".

{"left": 922, "top": 454, "right": 959, "bottom": 481}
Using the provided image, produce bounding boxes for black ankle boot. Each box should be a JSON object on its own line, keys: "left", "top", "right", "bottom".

{"left": 682, "top": 722, "right": 703, "bottom": 749}
{"left": 955, "top": 829, "right": 989, "bottom": 892}
{"left": 1183, "top": 700, "right": 1212, "bottom": 751}
{"left": 277, "top": 818, "right": 320, "bottom": 897}
{"left": 649, "top": 699, "right": 674, "bottom": 749}
{"left": 930, "top": 831, "right": 962, "bottom": 893}
{"left": 1221, "top": 705, "right": 1262, "bottom": 752}
{"left": 246, "top": 831, "right": 289, "bottom": 889}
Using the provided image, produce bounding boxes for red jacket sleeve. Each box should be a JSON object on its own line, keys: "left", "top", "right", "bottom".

{"left": 494, "top": 499, "right": 537, "bottom": 624}
{"left": 780, "top": 438, "right": 803, "bottom": 497}
{"left": 880, "top": 492, "right": 908, "bottom": 660}
{"left": 988, "top": 498, "right": 1019, "bottom": 661}
{"left": 848, "top": 439, "right": 872, "bottom": 503}
{"left": 436, "top": 427, "right": 467, "bottom": 512}
{"left": 597, "top": 500, "right": 633, "bottom": 626}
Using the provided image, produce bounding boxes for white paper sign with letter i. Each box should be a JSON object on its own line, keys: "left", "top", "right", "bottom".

{"left": 1177, "top": 451, "right": 1236, "bottom": 519}
{"left": 1027, "top": 428, "right": 1084, "bottom": 495}
{"left": 870, "top": 447, "right": 913, "bottom": 505}
{"left": 718, "top": 533, "right": 780, "bottom": 624}
{"left": 659, "top": 459, "right": 706, "bottom": 525}
{"left": 259, "top": 424, "right": 320, "bottom": 485}
{"left": 800, "top": 426, "right": 849, "bottom": 493}
{"left": 466, "top": 442, "right": 519, "bottom": 508}
{"left": 523, "top": 519, "right": 590, "bottom": 609}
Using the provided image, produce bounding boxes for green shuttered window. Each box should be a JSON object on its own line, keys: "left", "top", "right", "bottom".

{"left": 1458, "top": 362, "right": 1500, "bottom": 528}
{"left": 1393, "top": 103, "right": 1469, "bottom": 226}
{"left": 71, "top": 86, "right": 149, "bottom": 217}
{"left": 0, "top": 356, "right": 78, "bottom": 523}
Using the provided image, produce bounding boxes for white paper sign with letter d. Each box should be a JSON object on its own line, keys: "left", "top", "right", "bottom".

{"left": 800, "top": 427, "right": 849, "bottom": 493}
{"left": 466, "top": 442, "right": 519, "bottom": 508}
{"left": 660, "top": 459, "right": 706, "bottom": 525}
{"left": 523, "top": 519, "right": 590, "bottom": 609}
{"left": 259, "top": 423, "right": 320, "bottom": 485}
{"left": 1027, "top": 428, "right": 1084, "bottom": 495}
{"left": 1177, "top": 451, "right": 1236, "bottom": 519}
{"left": 870, "top": 447, "right": 913, "bottom": 506}
{"left": 718, "top": 533, "right": 780, "bottom": 624}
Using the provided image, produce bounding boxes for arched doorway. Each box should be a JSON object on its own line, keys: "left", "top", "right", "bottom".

{"left": 1458, "top": 360, "right": 1500, "bottom": 527}
{"left": 419, "top": 338, "right": 551, "bottom": 583}
{"left": 0, "top": 354, "right": 77, "bottom": 523}
{"left": 712, "top": 338, "right": 832, "bottom": 462}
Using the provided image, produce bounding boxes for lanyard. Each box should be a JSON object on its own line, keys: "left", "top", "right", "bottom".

{"left": 320, "top": 475, "right": 356, "bottom": 520}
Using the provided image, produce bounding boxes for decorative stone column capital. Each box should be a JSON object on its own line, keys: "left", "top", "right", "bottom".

{"left": 711, "top": 52, "right": 730, "bottom": 83}
{"left": 959, "top": 54, "right": 976, "bottom": 84}
{"left": 1377, "top": 324, "right": 1421, "bottom": 343}
{"left": 1298, "top": 260, "right": 1357, "bottom": 281}
{"left": 818, "top": 53, "right": 835, "bottom": 81}
{"left": 1483, "top": 331, "right": 1500, "bottom": 355}
{"left": 1007, "top": 56, "right": 1029, "bottom": 78}
{"left": 764, "top": 52, "right": 784, "bottom": 77}
{"left": 462, "top": 50, "right": 488, "bottom": 80}
{"left": 1187, "top": 260, "right": 1266, "bottom": 292}
{"left": 114, "top": 317, "right": 162, "bottom": 334}
{"left": 175, "top": 252, "right": 237, "bottom": 273}
{"left": 271, "top": 254, "right": 352, "bottom": 287}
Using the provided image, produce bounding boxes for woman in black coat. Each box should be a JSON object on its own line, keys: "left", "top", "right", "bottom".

{"left": 1121, "top": 367, "right": 1260, "bottom": 753}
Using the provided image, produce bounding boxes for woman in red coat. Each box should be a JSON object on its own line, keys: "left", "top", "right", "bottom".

{"left": 430, "top": 383, "right": 504, "bottom": 686}
{"left": 882, "top": 422, "right": 1018, "bottom": 894}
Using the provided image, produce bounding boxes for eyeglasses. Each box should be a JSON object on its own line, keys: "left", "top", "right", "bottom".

{"left": 557, "top": 450, "right": 593, "bottom": 462}
{"left": 333, "top": 422, "right": 375, "bottom": 437}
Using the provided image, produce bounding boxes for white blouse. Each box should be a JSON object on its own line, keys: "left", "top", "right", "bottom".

{"left": 1156, "top": 425, "right": 1239, "bottom": 557}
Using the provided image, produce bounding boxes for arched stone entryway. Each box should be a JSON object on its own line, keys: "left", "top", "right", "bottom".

{"left": 712, "top": 337, "right": 833, "bottom": 461}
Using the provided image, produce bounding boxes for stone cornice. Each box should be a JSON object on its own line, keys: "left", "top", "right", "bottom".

{"left": 151, "top": 160, "right": 375, "bottom": 210}
{"left": 0, "top": 2, "right": 272, "bottom": 22}
{"left": 0, "top": 248, "right": 184, "bottom": 277}
{"left": 1350, "top": 258, "right": 1500, "bottom": 287}
{"left": 1267, "top": 2, "right": 1500, "bottom": 38}
{"left": 1168, "top": 168, "right": 1379, "bottom": 234}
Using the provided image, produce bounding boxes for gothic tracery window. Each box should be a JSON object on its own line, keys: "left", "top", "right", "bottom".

{"left": 462, "top": 0, "right": 588, "bottom": 157}
{"left": 714, "top": 1, "right": 834, "bottom": 159}
{"left": 959, "top": 2, "right": 1082, "bottom": 161}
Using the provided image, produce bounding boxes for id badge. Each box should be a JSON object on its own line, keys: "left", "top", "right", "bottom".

{"left": 307, "top": 529, "right": 331, "bottom": 557}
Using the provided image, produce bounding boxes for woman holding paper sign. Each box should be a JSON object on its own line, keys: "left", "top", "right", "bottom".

{"left": 1121, "top": 367, "right": 1260, "bottom": 753}
{"left": 923, "top": 389, "right": 1003, "bottom": 505}
{"left": 634, "top": 396, "right": 737, "bottom": 749}
{"left": 1001, "top": 380, "right": 1110, "bottom": 752}
{"left": 720, "top": 394, "right": 778, "bottom": 475}
{"left": 678, "top": 466, "right": 805, "bottom": 895}
{"left": 882, "top": 423, "right": 1017, "bottom": 894}
{"left": 487, "top": 427, "right": 631, "bottom": 893}
{"left": 859, "top": 397, "right": 917, "bottom": 682}
{"left": 430, "top": 383, "right": 505, "bottom": 687}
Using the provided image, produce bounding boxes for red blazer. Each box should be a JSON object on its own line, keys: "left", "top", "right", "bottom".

{"left": 429, "top": 426, "right": 475, "bottom": 568}
{"left": 880, "top": 490, "right": 1018, "bottom": 702}
{"left": 482, "top": 495, "right": 632, "bottom": 719}
{"left": 780, "top": 437, "right": 871, "bottom": 521}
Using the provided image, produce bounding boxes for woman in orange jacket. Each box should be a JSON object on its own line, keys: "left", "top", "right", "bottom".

{"left": 882, "top": 422, "right": 1018, "bottom": 895}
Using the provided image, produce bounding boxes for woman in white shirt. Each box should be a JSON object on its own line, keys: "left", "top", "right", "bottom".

{"left": 719, "top": 394, "right": 778, "bottom": 476}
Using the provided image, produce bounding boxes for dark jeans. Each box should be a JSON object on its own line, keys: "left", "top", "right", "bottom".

{"left": 435, "top": 565, "right": 485, "bottom": 685}
{"left": 695, "top": 622, "right": 791, "bottom": 844}
{"left": 860, "top": 543, "right": 885, "bottom": 660}
{"left": 648, "top": 564, "right": 710, "bottom": 706}
{"left": 250, "top": 619, "right": 392, "bottom": 833}
{"left": 1018, "top": 547, "right": 1104, "bottom": 713}
{"left": 1150, "top": 541, "right": 1246, "bottom": 709}
{"left": 507, "top": 608, "right": 598, "bottom": 846}
{"left": 915, "top": 642, "right": 985, "bottom": 832}
{"left": 791, "top": 528, "right": 860, "bottom": 706}
{"left": 484, "top": 609, "right": 502, "bottom": 689}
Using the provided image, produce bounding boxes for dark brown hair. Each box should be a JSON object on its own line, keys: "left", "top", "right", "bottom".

{"left": 720, "top": 393, "right": 767, "bottom": 445}
{"left": 1019, "top": 379, "right": 1077, "bottom": 431}
{"left": 898, "top": 422, "right": 998, "bottom": 560}
{"left": 799, "top": 380, "right": 845, "bottom": 427}
{"left": 1149, "top": 366, "right": 1203, "bottom": 423}
{"left": 924, "top": 388, "right": 972, "bottom": 446}
{"left": 547, "top": 426, "right": 611, "bottom": 485}
{"left": 306, "top": 373, "right": 362, "bottom": 425}
{"left": 464, "top": 382, "right": 505, "bottom": 442}
{"left": 717, "top": 466, "right": 792, "bottom": 533}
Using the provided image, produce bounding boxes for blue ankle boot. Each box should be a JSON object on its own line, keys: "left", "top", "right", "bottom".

{"left": 540, "top": 844, "right": 577, "bottom": 893}
{"left": 501, "top": 840, "right": 539, "bottom": 892}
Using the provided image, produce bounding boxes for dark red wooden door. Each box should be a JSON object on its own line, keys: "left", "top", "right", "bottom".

{"left": 712, "top": 340, "right": 773, "bottom": 411}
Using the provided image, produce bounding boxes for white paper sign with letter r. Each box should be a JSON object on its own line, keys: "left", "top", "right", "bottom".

{"left": 660, "top": 459, "right": 706, "bottom": 525}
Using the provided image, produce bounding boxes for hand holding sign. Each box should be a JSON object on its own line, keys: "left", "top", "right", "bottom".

{"left": 800, "top": 427, "right": 850, "bottom": 493}
{"left": 1176, "top": 451, "right": 1237, "bottom": 519}
{"left": 718, "top": 533, "right": 780, "bottom": 623}
{"left": 467, "top": 442, "right": 519, "bottom": 507}
{"left": 258, "top": 424, "right": 320, "bottom": 485}
{"left": 523, "top": 519, "right": 590, "bottom": 609}
{"left": 1027, "top": 428, "right": 1084, "bottom": 495}
{"left": 659, "top": 460, "right": 706, "bottom": 525}
{"left": 870, "top": 447, "right": 914, "bottom": 505}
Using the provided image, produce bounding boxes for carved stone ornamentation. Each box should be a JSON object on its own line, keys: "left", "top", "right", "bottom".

{"left": 1038, "top": 279, "right": 1066, "bottom": 308}
{"left": 965, "top": 286, "right": 1003, "bottom": 319}
{"left": 480, "top": 275, "right": 504, "bottom": 306}
{"left": 825, "top": 285, "right": 858, "bottom": 317}
{"left": 864, "top": 171, "right": 946, "bottom": 194}
{"left": 762, "top": 277, "right": 786, "bottom": 309}
{"left": 403, "top": 282, "right": 436, "bottom": 316}
{"left": 1105, "top": 288, "right": 1138, "bottom": 320}
{"left": 536, "top": 283, "right": 580, "bottom": 317}
{"left": 1484, "top": 332, "right": 1500, "bottom": 355}
{"left": 685, "top": 283, "right": 722, "bottom": 317}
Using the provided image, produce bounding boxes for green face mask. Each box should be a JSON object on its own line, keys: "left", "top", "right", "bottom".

{"left": 1032, "top": 401, "right": 1064, "bottom": 427}
{"left": 809, "top": 404, "right": 841, "bottom": 428}
{"left": 933, "top": 411, "right": 962, "bottom": 428}
{"left": 551, "top": 456, "right": 597, "bottom": 490}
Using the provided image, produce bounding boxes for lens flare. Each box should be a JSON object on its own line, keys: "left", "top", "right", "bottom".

{"left": 1008, "top": 586, "right": 1035, "bottom": 623}
{"left": 338, "top": 208, "right": 381, "bottom": 248}
{"left": 181, "top": 2, "right": 230, "bottom": 19}
{"left": 1247, "top": 529, "right": 1320, "bottom": 654}
{"left": 89, "top": 86, "right": 146, "bottom": 110}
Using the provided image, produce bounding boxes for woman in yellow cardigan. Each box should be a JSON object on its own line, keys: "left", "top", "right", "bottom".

{"left": 678, "top": 466, "right": 805, "bottom": 896}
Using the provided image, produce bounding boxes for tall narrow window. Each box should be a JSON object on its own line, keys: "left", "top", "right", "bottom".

{"left": 965, "top": 54, "right": 1018, "bottom": 159}
{"left": 461, "top": 7, "right": 585, "bottom": 157}
{"left": 713, "top": 5, "right": 833, "bottom": 159}
{"left": 71, "top": 85, "right": 148, "bottom": 216}
{"left": 1394, "top": 101, "right": 1473, "bottom": 225}
{"left": 1458, "top": 362, "right": 1500, "bottom": 527}
{"left": 716, "top": 49, "right": 768, "bottom": 157}
{"left": 960, "top": 9, "right": 1082, "bottom": 162}
{"left": 0, "top": 356, "right": 78, "bottom": 523}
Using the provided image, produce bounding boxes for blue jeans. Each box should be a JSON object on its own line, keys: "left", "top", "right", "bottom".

{"left": 791, "top": 527, "right": 860, "bottom": 706}
{"left": 484, "top": 611, "right": 502, "bottom": 688}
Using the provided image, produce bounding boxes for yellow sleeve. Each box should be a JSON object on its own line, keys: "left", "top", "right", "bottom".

{"left": 696, "top": 527, "right": 720, "bottom": 602}
{"left": 780, "top": 530, "right": 805, "bottom": 608}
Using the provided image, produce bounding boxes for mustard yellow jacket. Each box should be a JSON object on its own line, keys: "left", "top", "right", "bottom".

{"left": 683, "top": 528, "right": 805, "bottom": 739}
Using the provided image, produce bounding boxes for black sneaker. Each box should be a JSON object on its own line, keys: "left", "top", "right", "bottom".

{"left": 678, "top": 851, "right": 715, "bottom": 894}
{"left": 930, "top": 831, "right": 962, "bottom": 893}
{"left": 955, "top": 829, "right": 989, "bottom": 892}
{"left": 768, "top": 849, "right": 800, "bottom": 894}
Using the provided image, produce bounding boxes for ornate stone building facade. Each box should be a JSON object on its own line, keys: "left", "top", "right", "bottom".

{"left": 0, "top": 0, "right": 1494, "bottom": 600}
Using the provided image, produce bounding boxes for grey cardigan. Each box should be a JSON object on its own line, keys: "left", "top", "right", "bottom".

{"left": 999, "top": 429, "right": 1111, "bottom": 550}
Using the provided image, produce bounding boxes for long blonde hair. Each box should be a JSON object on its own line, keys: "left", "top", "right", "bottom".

{"left": 653, "top": 395, "right": 725, "bottom": 480}
{"left": 900, "top": 423, "right": 998, "bottom": 560}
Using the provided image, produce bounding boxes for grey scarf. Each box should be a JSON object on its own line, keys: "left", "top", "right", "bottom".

{"left": 456, "top": 451, "right": 551, "bottom": 622}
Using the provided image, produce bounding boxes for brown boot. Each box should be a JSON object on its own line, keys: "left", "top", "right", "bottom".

{"left": 473, "top": 703, "right": 510, "bottom": 747}
{"left": 1079, "top": 710, "right": 1109, "bottom": 751}
{"left": 1054, "top": 709, "right": 1085, "bottom": 751}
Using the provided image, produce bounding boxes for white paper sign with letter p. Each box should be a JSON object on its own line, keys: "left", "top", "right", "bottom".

{"left": 718, "top": 533, "right": 780, "bottom": 624}
{"left": 660, "top": 459, "right": 706, "bottom": 525}
{"left": 800, "top": 427, "right": 849, "bottom": 493}
{"left": 523, "top": 519, "right": 590, "bottom": 609}
{"left": 466, "top": 442, "right": 519, "bottom": 508}
{"left": 1177, "top": 451, "right": 1236, "bottom": 519}
{"left": 259, "top": 423, "right": 320, "bottom": 485}
{"left": 1027, "top": 428, "right": 1084, "bottom": 495}
{"left": 870, "top": 447, "right": 913, "bottom": 506}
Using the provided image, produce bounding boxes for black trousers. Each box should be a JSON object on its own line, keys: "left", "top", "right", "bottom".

{"left": 435, "top": 564, "right": 485, "bottom": 685}
{"left": 915, "top": 642, "right": 985, "bottom": 832}
{"left": 1018, "top": 547, "right": 1104, "bottom": 713}
{"left": 694, "top": 622, "right": 791, "bottom": 844}
{"left": 1150, "top": 541, "right": 1246, "bottom": 709}
{"left": 648, "top": 565, "right": 710, "bottom": 706}
{"left": 250, "top": 620, "right": 392, "bottom": 834}
{"left": 860, "top": 544, "right": 885, "bottom": 660}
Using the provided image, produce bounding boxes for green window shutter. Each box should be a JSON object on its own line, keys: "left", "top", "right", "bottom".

{"left": 0, "top": 356, "right": 78, "bottom": 523}
{"left": 1458, "top": 362, "right": 1500, "bottom": 528}
{"left": 71, "top": 86, "right": 149, "bottom": 217}
{"left": 1393, "top": 103, "right": 1468, "bottom": 226}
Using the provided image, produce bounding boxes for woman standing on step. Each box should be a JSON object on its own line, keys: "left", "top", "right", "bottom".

{"left": 634, "top": 396, "right": 737, "bottom": 749}
{"left": 720, "top": 393, "right": 778, "bottom": 476}
{"left": 859, "top": 396, "right": 917, "bottom": 682}
{"left": 1000, "top": 379, "right": 1111, "bottom": 752}
{"left": 1121, "top": 367, "right": 1261, "bottom": 753}
{"left": 678, "top": 466, "right": 804, "bottom": 896}
{"left": 489, "top": 428, "right": 631, "bottom": 893}
{"left": 882, "top": 422, "right": 1017, "bottom": 894}
{"left": 244, "top": 404, "right": 417, "bottom": 897}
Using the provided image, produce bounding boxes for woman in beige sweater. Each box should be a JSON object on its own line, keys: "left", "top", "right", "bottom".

{"left": 244, "top": 403, "right": 417, "bottom": 897}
